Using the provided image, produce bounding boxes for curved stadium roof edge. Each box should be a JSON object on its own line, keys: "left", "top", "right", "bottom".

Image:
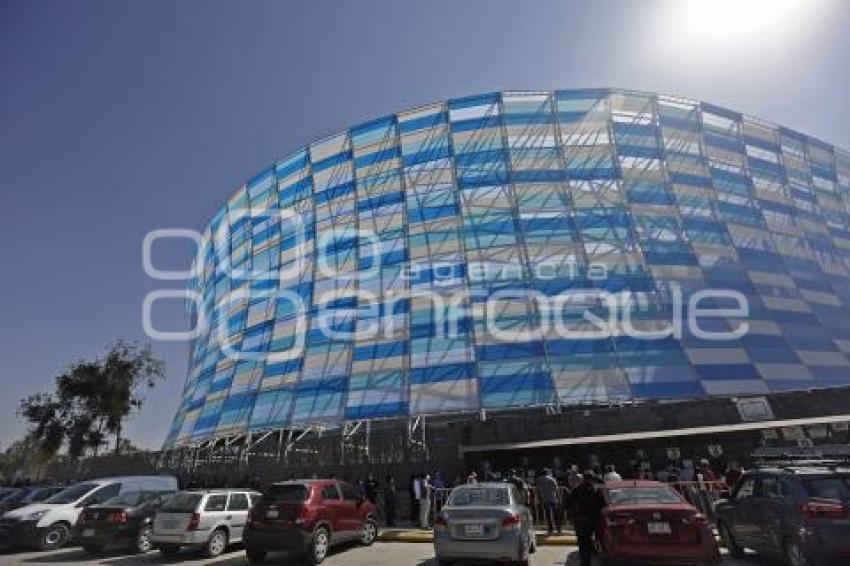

{"left": 222, "top": 89, "right": 836, "bottom": 213}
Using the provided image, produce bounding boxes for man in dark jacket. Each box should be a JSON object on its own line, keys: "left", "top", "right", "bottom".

{"left": 384, "top": 476, "right": 397, "bottom": 527}
{"left": 565, "top": 471, "right": 606, "bottom": 566}
{"left": 364, "top": 472, "right": 380, "bottom": 504}
{"left": 535, "top": 468, "right": 561, "bottom": 534}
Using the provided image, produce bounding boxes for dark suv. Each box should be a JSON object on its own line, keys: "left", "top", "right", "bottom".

{"left": 243, "top": 480, "right": 378, "bottom": 564}
{"left": 715, "top": 466, "right": 850, "bottom": 566}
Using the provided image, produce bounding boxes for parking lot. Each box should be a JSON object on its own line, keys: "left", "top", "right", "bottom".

{"left": 0, "top": 542, "right": 770, "bottom": 566}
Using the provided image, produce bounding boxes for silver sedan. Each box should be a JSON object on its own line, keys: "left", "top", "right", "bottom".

{"left": 433, "top": 482, "right": 535, "bottom": 565}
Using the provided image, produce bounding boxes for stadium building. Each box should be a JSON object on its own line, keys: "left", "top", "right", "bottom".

{"left": 162, "top": 89, "right": 850, "bottom": 476}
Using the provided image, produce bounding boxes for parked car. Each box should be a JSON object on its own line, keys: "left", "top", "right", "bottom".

{"left": 0, "top": 475, "right": 178, "bottom": 551}
{"left": 432, "top": 482, "right": 535, "bottom": 566}
{"left": 243, "top": 480, "right": 378, "bottom": 564}
{"left": 152, "top": 489, "right": 260, "bottom": 558}
{"left": 716, "top": 466, "right": 850, "bottom": 566}
{"left": 77, "top": 490, "right": 175, "bottom": 554}
{"left": 596, "top": 480, "right": 720, "bottom": 565}
{"left": 0, "top": 488, "right": 34, "bottom": 514}
{"left": 0, "top": 486, "right": 64, "bottom": 514}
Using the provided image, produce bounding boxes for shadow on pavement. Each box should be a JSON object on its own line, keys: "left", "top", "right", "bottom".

{"left": 203, "top": 541, "right": 362, "bottom": 565}
{"left": 20, "top": 549, "right": 93, "bottom": 563}
{"left": 102, "top": 549, "right": 244, "bottom": 565}
{"left": 415, "top": 556, "right": 575, "bottom": 566}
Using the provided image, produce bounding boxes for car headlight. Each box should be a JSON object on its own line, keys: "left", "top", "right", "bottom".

{"left": 24, "top": 510, "right": 48, "bottom": 521}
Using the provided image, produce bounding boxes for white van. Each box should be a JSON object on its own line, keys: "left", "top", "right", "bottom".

{"left": 0, "top": 475, "right": 177, "bottom": 550}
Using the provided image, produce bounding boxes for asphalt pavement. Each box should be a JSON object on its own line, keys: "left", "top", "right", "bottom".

{"left": 0, "top": 541, "right": 773, "bottom": 565}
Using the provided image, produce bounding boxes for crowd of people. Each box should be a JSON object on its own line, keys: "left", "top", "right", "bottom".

{"left": 346, "top": 458, "right": 741, "bottom": 566}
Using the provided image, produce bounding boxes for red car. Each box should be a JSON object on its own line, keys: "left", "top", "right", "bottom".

{"left": 243, "top": 479, "right": 378, "bottom": 564}
{"left": 596, "top": 480, "right": 720, "bottom": 565}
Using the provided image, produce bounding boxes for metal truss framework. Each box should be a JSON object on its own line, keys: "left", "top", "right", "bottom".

{"left": 158, "top": 416, "right": 433, "bottom": 472}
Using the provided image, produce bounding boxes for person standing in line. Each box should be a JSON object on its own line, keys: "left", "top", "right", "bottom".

{"left": 506, "top": 469, "right": 529, "bottom": 502}
{"left": 566, "top": 465, "right": 582, "bottom": 490}
{"left": 536, "top": 468, "right": 562, "bottom": 534}
{"left": 565, "top": 471, "right": 606, "bottom": 566}
{"left": 724, "top": 462, "right": 742, "bottom": 488}
{"left": 384, "top": 476, "right": 397, "bottom": 527}
{"left": 679, "top": 461, "right": 695, "bottom": 482}
{"left": 433, "top": 470, "right": 446, "bottom": 489}
{"left": 418, "top": 473, "right": 433, "bottom": 529}
{"left": 364, "top": 472, "right": 380, "bottom": 504}
{"left": 603, "top": 465, "right": 622, "bottom": 482}
{"left": 697, "top": 459, "right": 719, "bottom": 484}
{"left": 409, "top": 475, "right": 420, "bottom": 523}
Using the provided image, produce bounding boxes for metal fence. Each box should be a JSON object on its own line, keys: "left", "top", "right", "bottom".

{"left": 420, "top": 480, "right": 728, "bottom": 529}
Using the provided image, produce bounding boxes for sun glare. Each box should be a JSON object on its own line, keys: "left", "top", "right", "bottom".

{"left": 646, "top": 0, "right": 834, "bottom": 69}
{"left": 675, "top": 0, "right": 806, "bottom": 44}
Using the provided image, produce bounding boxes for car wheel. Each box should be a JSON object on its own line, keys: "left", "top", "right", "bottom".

{"left": 133, "top": 524, "right": 154, "bottom": 554}
{"left": 37, "top": 523, "right": 69, "bottom": 551}
{"left": 246, "top": 546, "right": 267, "bottom": 563}
{"left": 360, "top": 519, "right": 378, "bottom": 546}
{"left": 203, "top": 528, "right": 228, "bottom": 558}
{"left": 719, "top": 522, "right": 745, "bottom": 558}
{"left": 159, "top": 543, "right": 180, "bottom": 557}
{"left": 306, "top": 526, "right": 330, "bottom": 565}
{"left": 82, "top": 541, "right": 104, "bottom": 554}
{"left": 785, "top": 539, "right": 810, "bottom": 566}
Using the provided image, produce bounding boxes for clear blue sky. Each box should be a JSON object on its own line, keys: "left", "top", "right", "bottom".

{"left": 1, "top": 0, "right": 848, "bottom": 450}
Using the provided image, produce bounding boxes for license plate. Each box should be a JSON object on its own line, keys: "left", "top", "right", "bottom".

{"left": 266, "top": 509, "right": 279, "bottom": 519}
{"left": 162, "top": 520, "right": 177, "bottom": 530}
{"left": 82, "top": 528, "right": 96, "bottom": 538}
{"left": 464, "top": 524, "right": 484, "bottom": 536}
{"left": 647, "top": 521, "right": 671, "bottom": 534}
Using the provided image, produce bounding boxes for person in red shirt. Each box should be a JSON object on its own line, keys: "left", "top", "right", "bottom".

{"left": 697, "top": 459, "right": 719, "bottom": 483}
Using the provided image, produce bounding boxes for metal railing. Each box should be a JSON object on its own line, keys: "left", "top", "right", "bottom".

{"left": 421, "top": 480, "right": 728, "bottom": 528}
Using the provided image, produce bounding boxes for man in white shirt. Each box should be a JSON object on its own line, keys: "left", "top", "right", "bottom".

{"left": 603, "top": 465, "right": 622, "bottom": 482}
{"left": 417, "top": 474, "right": 432, "bottom": 529}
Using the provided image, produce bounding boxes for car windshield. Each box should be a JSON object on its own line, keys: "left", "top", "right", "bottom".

{"left": 803, "top": 477, "right": 850, "bottom": 501}
{"left": 267, "top": 484, "right": 309, "bottom": 502}
{"left": 26, "top": 489, "right": 60, "bottom": 502}
{"left": 44, "top": 483, "right": 98, "bottom": 504}
{"left": 160, "top": 493, "right": 202, "bottom": 513}
{"left": 448, "top": 487, "right": 510, "bottom": 507}
{"left": 1, "top": 489, "right": 29, "bottom": 502}
{"left": 607, "top": 487, "right": 683, "bottom": 505}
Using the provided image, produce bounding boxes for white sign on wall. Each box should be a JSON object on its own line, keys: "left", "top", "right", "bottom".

{"left": 735, "top": 397, "right": 775, "bottom": 422}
